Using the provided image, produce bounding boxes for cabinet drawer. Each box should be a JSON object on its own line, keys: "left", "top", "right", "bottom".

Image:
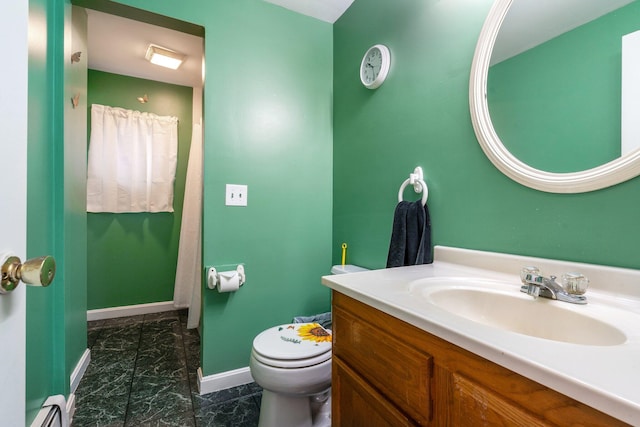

{"left": 333, "top": 356, "right": 416, "bottom": 427}
{"left": 333, "top": 305, "right": 432, "bottom": 425}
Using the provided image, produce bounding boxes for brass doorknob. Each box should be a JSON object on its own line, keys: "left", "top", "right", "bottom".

{"left": 1, "top": 254, "right": 56, "bottom": 294}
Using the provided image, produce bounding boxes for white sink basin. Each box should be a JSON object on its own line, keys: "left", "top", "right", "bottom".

{"left": 411, "top": 278, "right": 627, "bottom": 346}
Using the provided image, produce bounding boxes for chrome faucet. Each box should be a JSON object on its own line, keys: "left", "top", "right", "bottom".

{"left": 520, "top": 272, "right": 587, "bottom": 304}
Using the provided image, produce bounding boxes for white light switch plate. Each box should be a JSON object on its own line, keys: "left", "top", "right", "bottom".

{"left": 226, "top": 184, "right": 248, "bottom": 206}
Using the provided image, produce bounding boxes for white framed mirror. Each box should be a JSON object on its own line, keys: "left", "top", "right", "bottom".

{"left": 469, "top": 0, "right": 640, "bottom": 193}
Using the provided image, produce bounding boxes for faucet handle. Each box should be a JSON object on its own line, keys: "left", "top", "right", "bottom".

{"left": 562, "top": 272, "right": 589, "bottom": 295}
{"left": 525, "top": 273, "right": 543, "bottom": 298}
{"left": 520, "top": 266, "right": 541, "bottom": 284}
{"left": 526, "top": 282, "right": 540, "bottom": 298}
{"left": 520, "top": 267, "right": 543, "bottom": 298}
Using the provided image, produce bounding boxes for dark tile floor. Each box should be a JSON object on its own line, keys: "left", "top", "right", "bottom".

{"left": 72, "top": 310, "right": 262, "bottom": 427}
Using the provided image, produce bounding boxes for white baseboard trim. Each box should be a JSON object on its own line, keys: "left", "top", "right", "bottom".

{"left": 70, "top": 349, "right": 91, "bottom": 394}
{"left": 87, "top": 301, "right": 175, "bottom": 321}
{"left": 197, "top": 366, "right": 254, "bottom": 395}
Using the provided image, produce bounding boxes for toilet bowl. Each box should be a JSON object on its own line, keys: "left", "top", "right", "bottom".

{"left": 250, "top": 322, "right": 333, "bottom": 427}
{"left": 250, "top": 264, "right": 367, "bottom": 427}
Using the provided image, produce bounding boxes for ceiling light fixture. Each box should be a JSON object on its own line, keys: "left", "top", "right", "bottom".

{"left": 145, "top": 44, "right": 186, "bottom": 70}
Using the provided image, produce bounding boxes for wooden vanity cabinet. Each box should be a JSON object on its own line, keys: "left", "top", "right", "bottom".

{"left": 331, "top": 291, "right": 629, "bottom": 427}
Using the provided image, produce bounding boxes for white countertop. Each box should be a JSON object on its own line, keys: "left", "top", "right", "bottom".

{"left": 321, "top": 246, "right": 640, "bottom": 425}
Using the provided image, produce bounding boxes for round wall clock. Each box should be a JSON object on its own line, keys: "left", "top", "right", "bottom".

{"left": 360, "top": 44, "right": 391, "bottom": 89}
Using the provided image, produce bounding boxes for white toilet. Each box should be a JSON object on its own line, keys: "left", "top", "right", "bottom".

{"left": 249, "top": 264, "right": 367, "bottom": 427}
{"left": 250, "top": 323, "right": 332, "bottom": 427}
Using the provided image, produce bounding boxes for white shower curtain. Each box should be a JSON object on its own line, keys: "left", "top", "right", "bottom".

{"left": 173, "top": 122, "right": 203, "bottom": 329}
{"left": 87, "top": 104, "right": 178, "bottom": 213}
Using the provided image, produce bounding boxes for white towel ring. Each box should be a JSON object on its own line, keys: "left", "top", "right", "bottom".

{"left": 397, "top": 167, "right": 428, "bottom": 206}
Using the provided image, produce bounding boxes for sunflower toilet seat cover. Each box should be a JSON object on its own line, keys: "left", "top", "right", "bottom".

{"left": 253, "top": 323, "right": 332, "bottom": 361}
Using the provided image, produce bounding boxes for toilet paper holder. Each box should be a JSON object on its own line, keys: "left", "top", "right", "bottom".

{"left": 207, "top": 265, "right": 245, "bottom": 290}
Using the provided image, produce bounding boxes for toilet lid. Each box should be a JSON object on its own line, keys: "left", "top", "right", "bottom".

{"left": 253, "top": 323, "right": 332, "bottom": 363}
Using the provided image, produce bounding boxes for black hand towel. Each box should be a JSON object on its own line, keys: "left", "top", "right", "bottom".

{"left": 386, "top": 200, "right": 432, "bottom": 268}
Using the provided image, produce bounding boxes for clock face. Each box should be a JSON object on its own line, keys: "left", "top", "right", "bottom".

{"left": 362, "top": 48, "right": 383, "bottom": 84}
{"left": 360, "top": 44, "right": 390, "bottom": 89}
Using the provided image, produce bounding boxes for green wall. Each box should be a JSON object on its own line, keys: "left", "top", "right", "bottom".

{"left": 489, "top": 2, "right": 640, "bottom": 173}
{"left": 333, "top": 0, "right": 640, "bottom": 271}
{"left": 63, "top": 5, "right": 88, "bottom": 390}
{"left": 110, "top": 0, "right": 334, "bottom": 376}
{"left": 86, "top": 70, "right": 193, "bottom": 309}
{"left": 199, "top": 4, "right": 333, "bottom": 375}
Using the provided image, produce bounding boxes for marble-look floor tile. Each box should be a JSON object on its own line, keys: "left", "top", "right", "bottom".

{"left": 72, "top": 414, "right": 126, "bottom": 427}
{"left": 139, "top": 320, "right": 183, "bottom": 350}
{"left": 73, "top": 379, "right": 130, "bottom": 427}
{"left": 126, "top": 377, "right": 193, "bottom": 425}
{"left": 182, "top": 326, "right": 200, "bottom": 342}
{"left": 88, "top": 319, "right": 105, "bottom": 331}
{"left": 141, "top": 316, "right": 181, "bottom": 331}
{"left": 138, "top": 332, "right": 186, "bottom": 356}
{"left": 251, "top": 391, "right": 262, "bottom": 409}
{"left": 143, "top": 310, "right": 180, "bottom": 322}
{"left": 86, "top": 349, "right": 137, "bottom": 375}
{"left": 125, "top": 409, "right": 196, "bottom": 427}
{"left": 72, "top": 398, "right": 128, "bottom": 427}
{"left": 79, "top": 350, "right": 137, "bottom": 397}
{"left": 77, "top": 372, "right": 135, "bottom": 401}
{"left": 73, "top": 346, "right": 137, "bottom": 426}
{"left": 102, "top": 314, "right": 145, "bottom": 327}
{"left": 190, "top": 375, "right": 262, "bottom": 411}
{"left": 178, "top": 310, "right": 189, "bottom": 326}
{"left": 141, "top": 316, "right": 180, "bottom": 328}
{"left": 134, "top": 361, "right": 189, "bottom": 387}
{"left": 76, "top": 312, "right": 264, "bottom": 427}
{"left": 93, "top": 323, "right": 142, "bottom": 352}
{"left": 87, "top": 328, "right": 102, "bottom": 349}
{"left": 183, "top": 337, "right": 201, "bottom": 372}
{"left": 194, "top": 395, "right": 260, "bottom": 427}
{"left": 137, "top": 343, "right": 187, "bottom": 369}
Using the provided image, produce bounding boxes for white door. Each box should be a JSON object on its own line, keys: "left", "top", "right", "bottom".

{"left": 0, "top": 1, "right": 29, "bottom": 426}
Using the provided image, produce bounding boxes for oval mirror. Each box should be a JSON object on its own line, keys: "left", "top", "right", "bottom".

{"left": 470, "top": 0, "right": 640, "bottom": 193}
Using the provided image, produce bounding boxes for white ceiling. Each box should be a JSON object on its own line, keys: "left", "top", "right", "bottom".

{"left": 87, "top": 9, "right": 203, "bottom": 88}
{"left": 492, "top": 0, "right": 635, "bottom": 64}
{"left": 263, "top": 0, "right": 354, "bottom": 23}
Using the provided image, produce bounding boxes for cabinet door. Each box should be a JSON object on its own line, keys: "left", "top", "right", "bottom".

{"left": 333, "top": 357, "right": 417, "bottom": 427}
{"left": 333, "top": 305, "right": 433, "bottom": 424}
{"left": 452, "top": 373, "right": 552, "bottom": 427}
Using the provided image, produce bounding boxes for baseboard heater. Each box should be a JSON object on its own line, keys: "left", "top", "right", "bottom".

{"left": 36, "top": 406, "right": 61, "bottom": 427}
{"left": 31, "top": 396, "right": 69, "bottom": 427}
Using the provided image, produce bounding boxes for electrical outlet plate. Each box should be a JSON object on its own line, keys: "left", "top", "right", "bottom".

{"left": 225, "top": 184, "right": 247, "bottom": 206}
